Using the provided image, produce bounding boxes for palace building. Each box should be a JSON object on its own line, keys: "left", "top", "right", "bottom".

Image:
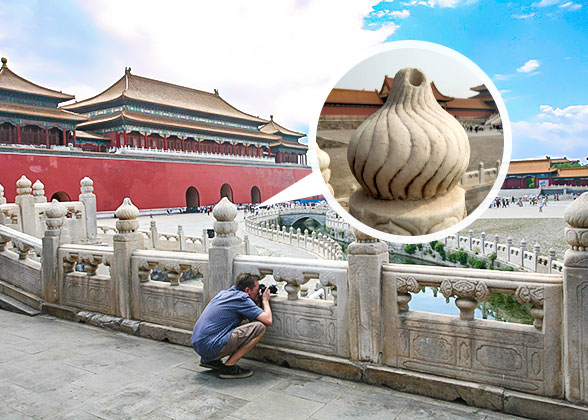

{"left": 320, "top": 75, "right": 499, "bottom": 127}
{"left": 0, "top": 58, "right": 309, "bottom": 210}
{"left": 503, "top": 157, "right": 588, "bottom": 189}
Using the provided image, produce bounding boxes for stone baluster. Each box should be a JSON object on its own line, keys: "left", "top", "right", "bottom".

{"left": 177, "top": 225, "right": 186, "bottom": 251}
{"left": 207, "top": 197, "right": 241, "bottom": 304}
{"left": 15, "top": 175, "right": 38, "bottom": 236}
{"left": 494, "top": 234, "right": 499, "bottom": 255}
{"left": 507, "top": 237, "right": 512, "bottom": 262}
{"left": 348, "top": 228, "right": 387, "bottom": 363}
{"left": 562, "top": 193, "right": 588, "bottom": 404}
{"left": 150, "top": 221, "right": 158, "bottom": 248}
{"left": 533, "top": 243, "right": 541, "bottom": 271}
{"left": 79, "top": 253, "right": 103, "bottom": 276}
{"left": 296, "top": 228, "right": 301, "bottom": 247}
{"left": 520, "top": 239, "right": 527, "bottom": 266}
{"left": 478, "top": 162, "right": 485, "bottom": 184}
{"left": 456, "top": 231, "right": 460, "bottom": 247}
{"left": 79, "top": 177, "right": 97, "bottom": 244}
{"left": 0, "top": 183, "right": 6, "bottom": 205}
{"left": 480, "top": 232, "right": 486, "bottom": 255}
{"left": 32, "top": 180, "right": 47, "bottom": 203}
{"left": 441, "top": 278, "right": 490, "bottom": 320}
{"left": 202, "top": 228, "right": 209, "bottom": 252}
{"left": 244, "top": 234, "right": 250, "bottom": 255}
{"left": 112, "top": 198, "right": 143, "bottom": 318}
{"left": 289, "top": 227, "right": 293, "bottom": 244}
{"left": 468, "top": 229, "right": 473, "bottom": 251}
{"left": 304, "top": 229, "right": 309, "bottom": 249}
{"left": 548, "top": 248, "right": 556, "bottom": 274}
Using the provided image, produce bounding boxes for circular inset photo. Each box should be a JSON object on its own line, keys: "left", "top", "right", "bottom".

{"left": 312, "top": 41, "right": 511, "bottom": 243}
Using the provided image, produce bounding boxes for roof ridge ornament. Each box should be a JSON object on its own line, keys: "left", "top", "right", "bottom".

{"left": 1, "top": 57, "right": 7, "bottom": 68}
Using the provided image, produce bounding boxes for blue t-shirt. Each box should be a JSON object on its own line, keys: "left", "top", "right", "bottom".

{"left": 191, "top": 286, "right": 263, "bottom": 362}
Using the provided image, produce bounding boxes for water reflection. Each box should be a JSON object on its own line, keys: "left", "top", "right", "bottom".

{"left": 410, "top": 287, "right": 533, "bottom": 324}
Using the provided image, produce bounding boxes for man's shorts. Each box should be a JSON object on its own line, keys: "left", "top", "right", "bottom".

{"left": 215, "top": 321, "right": 266, "bottom": 360}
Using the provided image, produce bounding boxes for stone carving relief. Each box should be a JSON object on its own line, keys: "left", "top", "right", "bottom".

{"left": 396, "top": 275, "right": 422, "bottom": 312}
{"left": 440, "top": 278, "right": 490, "bottom": 320}
{"left": 514, "top": 285, "right": 544, "bottom": 329}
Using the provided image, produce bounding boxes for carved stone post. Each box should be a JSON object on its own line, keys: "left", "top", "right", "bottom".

{"left": 177, "top": 225, "right": 186, "bottom": 251}
{"left": 206, "top": 197, "right": 240, "bottom": 304}
{"left": 533, "top": 243, "right": 541, "bottom": 271}
{"left": 507, "top": 237, "right": 512, "bottom": 262}
{"left": 478, "top": 162, "right": 485, "bottom": 184}
{"left": 347, "top": 228, "right": 387, "bottom": 363}
{"left": 520, "top": 239, "right": 527, "bottom": 266}
{"left": 548, "top": 248, "right": 556, "bottom": 274}
{"left": 202, "top": 228, "right": 209, "bottom": 252}
{"left": 494, "top": 234, "right": 499, "bottom": 255}
{"left": 480, "top": 232, "right": 486, "bottom": 255}
{"left": 15, "top": 175, "right": 38, "bottom": 236}
{"left": 42, "top": 200, "right": 66, "bottom": 303}
{"left": 244, "top": 234, "right": 250, "bottom": 255}
{"left": 562, "top": 193, "right": 588, "bottom": 404}
{"left": 79, "top": 177, "right": 97, "bottom": 244}
{"left": 32, "top": 180, "right": 47, "bottom": 203}
{"left": 112, "top": 198, "right": 143, "bottom": 318}
{"left": 468, "top": 229, "right": 473, "bottom": 251}
{"left": 150, "top": 221, "right": 158, "bottom": 248}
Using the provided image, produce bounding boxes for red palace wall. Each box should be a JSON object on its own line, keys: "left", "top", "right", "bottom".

{"left": 0, "top": 152, "right": 310, "bottom": 211}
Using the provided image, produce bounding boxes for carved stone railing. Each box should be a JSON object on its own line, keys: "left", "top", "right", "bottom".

{"left": 382, "top": 263, "right": 563, "bottom": 397}
{"left": 2, "top": 188, "right": 588, "bottom": 415}
{"left": 460, "top": 160, "right": 501, "bottom": 188}
{"left": 0, "top": 176, "right": 97, "bottom": 244}
{"left": 244, "top": 204, "right": 343, "bottom": 260}
{"left": 98, "top": 221, "right": 205, "bottom": 252}
{"left": 234, "top": 255, "right": 349, "bottom": 356}
{"left": 0, "top": 224, "right": 43, "bottom": 296}
{"left": 130, "top": 249, "right": 209, "bottom": 331}
{"left": 445, "top": 230, "right": 562, "bottom": 273}
{"left": 57, "top": 244, "right": 115, "bottom": 314}
{"left": 117, "top": 145, "right": 273, "bottom": 163}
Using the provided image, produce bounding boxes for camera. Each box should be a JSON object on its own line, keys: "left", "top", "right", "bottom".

{"left": 259, "top": 284, "right": 278, "bottom": 295}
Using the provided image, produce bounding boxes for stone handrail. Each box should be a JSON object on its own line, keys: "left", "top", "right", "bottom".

{"left": 244, "top": 216, "right": 343, "bottom": 261}
{"left": 382, "top": 262, "right": 562, "bottom": 396}
{"left": 3, "top": 188, "right": 588, "bottom": 416}
{"left": 445, "top": 230, "right": 562, "bottom": 273}
{"left": 234, "top": 254, "right": 349, "bottom": 355}
{"left": 0, "top": 224, "right": 43, "bottom": 257}
{"left": 460, "top": 160, "right": 501, "bottom": 188}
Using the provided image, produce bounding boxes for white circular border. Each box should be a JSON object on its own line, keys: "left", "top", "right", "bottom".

{"left": 307, "top": 40, "right": 512, "bottom": 244}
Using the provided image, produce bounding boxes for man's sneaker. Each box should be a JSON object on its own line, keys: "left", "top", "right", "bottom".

{"left": 217, "top": 364, "right": 253, "bottom": 379}
{"left": 199, "top": 360, "right": 225, "bottom": 370}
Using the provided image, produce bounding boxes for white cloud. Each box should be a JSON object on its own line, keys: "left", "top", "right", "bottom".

{"left": 559, "top": 2, "right": 582, "bottom": 10}
{"left": 517, "top": 59, "right": 540, "bottom": 73}
{"left": 402, "top": 0, "right": 475, "bottom": 7}
{"left": 532, "top": 0, "right": 561, "bottom": 7}
{"left": 494, "top": 73, "right": 513, "bottom": 81}
{"left": 78, "top": 0, "right": 398, "bottom": 133}
{"left": 390, "top": 10, "right": 411, "bottom": 18}
{"left": 512, "top": 12, "right": 536, "bottom": 19}
{"left": 512, "top": 105, "right": 588, "bottom": 155}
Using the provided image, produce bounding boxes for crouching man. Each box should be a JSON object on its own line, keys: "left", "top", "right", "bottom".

{"left": 191, "top": 273, "right": 272, "bottom": 379}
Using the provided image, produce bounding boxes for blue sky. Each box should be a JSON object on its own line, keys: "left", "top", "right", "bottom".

{"left": 0, "top": 0, "right": 586, "bottom": 161}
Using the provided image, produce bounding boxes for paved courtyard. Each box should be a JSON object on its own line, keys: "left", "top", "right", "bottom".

{"left": 0, "top": 310, "right": 525, "bottom": 420}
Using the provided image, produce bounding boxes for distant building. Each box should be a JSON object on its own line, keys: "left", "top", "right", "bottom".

{"left": 0, "top": 59, "right": 309, "bottom": 210}
{"left": 319, "top": 76, "right": 499, "bottom": 128}
{"left": 503, "top": 157, "right": 588, "bottom": 189}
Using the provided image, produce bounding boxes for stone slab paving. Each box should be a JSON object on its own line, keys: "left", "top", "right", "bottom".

{"left": 0, "top": 309, "right": 526, "bottom": 420}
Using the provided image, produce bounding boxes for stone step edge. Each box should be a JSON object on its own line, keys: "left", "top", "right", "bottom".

{"left": 0, "top": 292, "right": 41, "bottom": 316}
{"left": 36, "top": 303, "right": 588, "bottom": 420}
{"left": 0, "top": 279, "right": 43, "bottom": 311}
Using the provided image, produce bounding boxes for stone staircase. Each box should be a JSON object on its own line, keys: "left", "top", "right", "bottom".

{"left": 0, "top": 279, "right": 41, "bottom": 316}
